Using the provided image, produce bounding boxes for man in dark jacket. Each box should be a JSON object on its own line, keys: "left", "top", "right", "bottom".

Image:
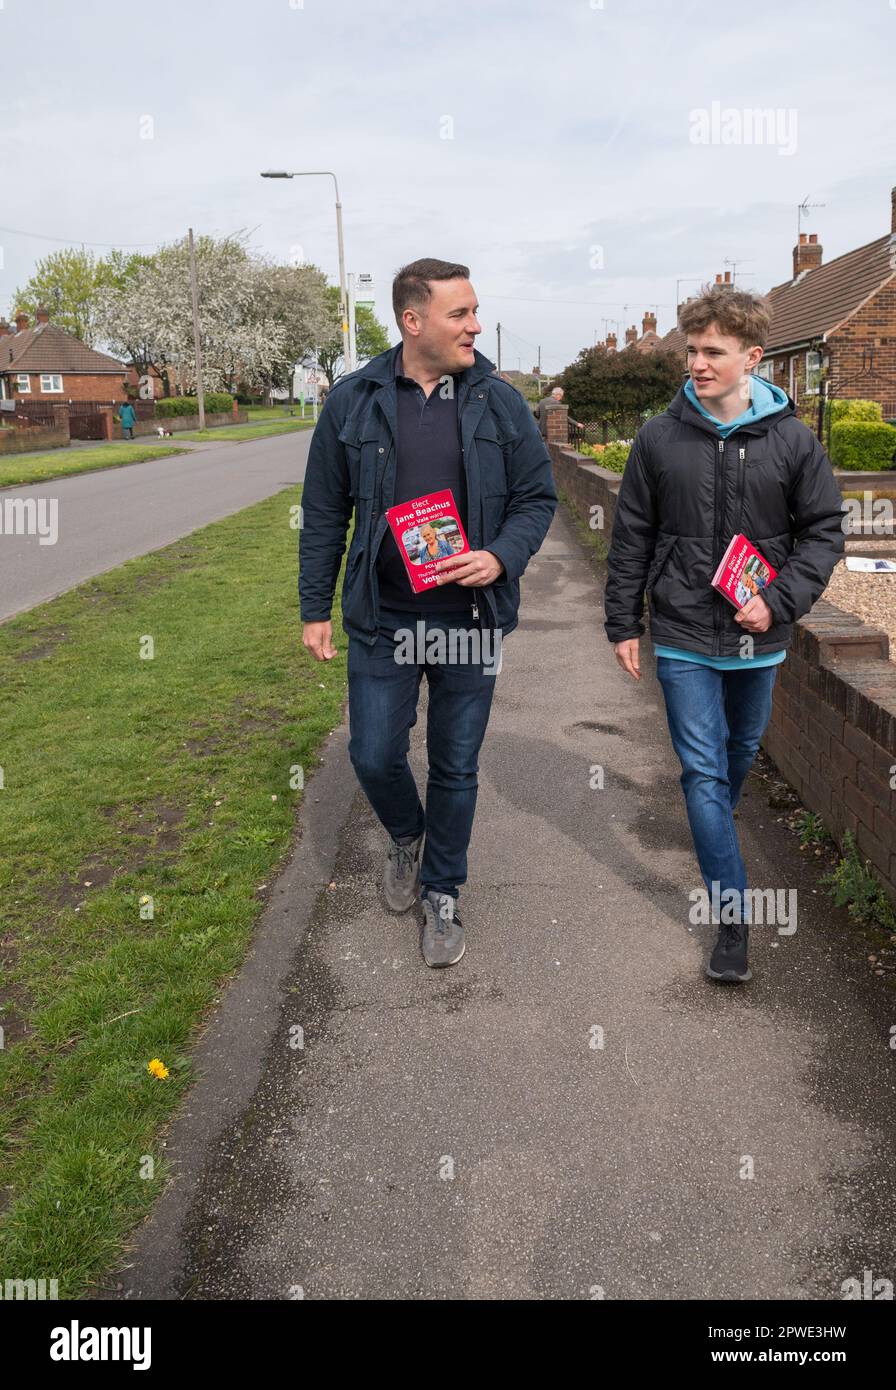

{"left": 604, "top": 284, "right": 844, "bottom": 984}
{"left": 300, "top": 258, "right": 557, "bottom": 968}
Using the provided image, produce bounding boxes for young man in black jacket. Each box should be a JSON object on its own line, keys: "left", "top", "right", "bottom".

{"left": 300, "top": 258, "right": 557, "bottom": 968}
{"left": 604, "top": 284, "right": 844, "bottom": 983}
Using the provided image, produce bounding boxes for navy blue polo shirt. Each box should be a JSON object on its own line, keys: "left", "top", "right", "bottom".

{"left": 376, "top": 348, "right": 472, "bottom": 613}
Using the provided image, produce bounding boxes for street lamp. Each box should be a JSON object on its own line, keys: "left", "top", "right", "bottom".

{"left": 260, "top": 169, "right": 352, "bottom": 374}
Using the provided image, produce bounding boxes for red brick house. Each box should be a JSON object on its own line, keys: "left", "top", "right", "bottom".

{"left": 124, "top": 362, "right": 165, "bottom": 399}
{"left": 655, "top": 186, "right": 896, "bottom": 422}
{"left": 0, "top": 308, "right": 129, "bottom": 405}
{"left": 759, "top": 189, "right": 896, "bottom": 420}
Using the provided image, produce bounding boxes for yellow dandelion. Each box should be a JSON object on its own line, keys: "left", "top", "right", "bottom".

{"left": 147, "top": 1058, "right": 169, "bottom": 1079}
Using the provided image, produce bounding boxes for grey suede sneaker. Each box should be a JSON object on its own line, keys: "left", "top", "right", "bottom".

{"left": 419, "top": 890, "right": 465, "bottom": 968}
{"left": 382, "top": 831, "right": 424, "bottom": 913}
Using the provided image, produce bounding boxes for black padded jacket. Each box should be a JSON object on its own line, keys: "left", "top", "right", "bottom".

{"left": 603, "top": 386, "right": 845, "bottom": 657}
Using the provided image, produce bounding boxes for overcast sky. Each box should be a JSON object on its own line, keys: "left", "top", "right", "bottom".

{"left": 2, "top": 0, "right": 894, "bottom": 373}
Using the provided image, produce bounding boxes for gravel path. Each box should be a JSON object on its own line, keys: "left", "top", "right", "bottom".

{"left": 824, "top": 542, "right": 896, "bottom": 662}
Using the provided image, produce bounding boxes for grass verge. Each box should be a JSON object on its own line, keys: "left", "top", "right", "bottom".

{"left": 0, "top": 443, "right": 189, "bottom": 490}
{"left": 0, "top": 487, "right": 346, "bottom": 1294}
{"left": 245, "top": 406, "right": 319, "bottom": 422}
{"left": 177, "top": 420, "right": 315, "bottom": 443}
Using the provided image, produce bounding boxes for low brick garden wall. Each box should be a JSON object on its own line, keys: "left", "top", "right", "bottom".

{"left": 0, "top": 424, "right": 70, "bottom": 455}
{"left": 549, "top": 441, "right": 896, "bottom": 907}
{"left": 116, "top": 409, "right": 248, "bottom": 439}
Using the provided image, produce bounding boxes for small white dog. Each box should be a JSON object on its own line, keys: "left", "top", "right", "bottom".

{"left": 155, "top": 426, "right": 174, "bottom": 437}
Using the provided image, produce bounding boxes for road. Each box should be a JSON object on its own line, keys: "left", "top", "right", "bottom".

{"left": 0, "top": 431, "right": 312, "bottom": 623}
{"left": 95, "top": 504, "right": 896, "bottom": 1301}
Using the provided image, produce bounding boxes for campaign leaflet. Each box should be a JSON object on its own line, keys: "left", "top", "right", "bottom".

{"left": 711, "top": 533, "right": 778, "bottom": 609}
{"left": 385, "top": 488, "right": 470, "bottom": 595}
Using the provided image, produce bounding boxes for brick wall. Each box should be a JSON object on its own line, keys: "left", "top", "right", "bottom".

{"left": 550, "top": 441, "right": 896, "bottom": 907}
{"left": 0, "top": 424, "right": 69, "bottom": 454}
{"left": 549, "top": 440, "right": 621, "bottom": 538}
{"left": 114, "top": 408, "right": 248, "bottom": 439}
{"left": 764, "top": 604, "right": 896, "bottom": 901}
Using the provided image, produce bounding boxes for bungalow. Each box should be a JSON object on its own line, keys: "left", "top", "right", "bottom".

{"left": 758, "top": 187, "right": 896, "bottom": 421}
{"left": 0, "top": 308, "right": 129, "bottom": 405}
{"left": 655, "top": 185, "right": 896, "bottom": 423}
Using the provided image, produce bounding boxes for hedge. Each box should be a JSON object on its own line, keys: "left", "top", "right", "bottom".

{"left": 829, "top": 420, "right": 896, "bottom": 471}
{"left": 155, "top": 392, "right": 234, "bottom": 418}
{"left": 827, "top": 398, "right": 882, "bottom": 426}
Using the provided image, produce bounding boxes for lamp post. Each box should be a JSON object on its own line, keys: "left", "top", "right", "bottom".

{"left": 261, "top": 169, "right": 352, "bottom": 374}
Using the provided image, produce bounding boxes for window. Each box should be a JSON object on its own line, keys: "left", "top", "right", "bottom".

{"left": 755, "top": 361, "right": 772, "bottom": 381}
{"left": 39, "top": 373, "right": 63, "bottom": 393}
{"left": 15, "top": 373, "right": 31, "bottom": 393}
{"left": 805, "top": 351, "right": 822, "bottom": 396}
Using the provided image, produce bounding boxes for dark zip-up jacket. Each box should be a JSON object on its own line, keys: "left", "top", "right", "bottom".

{"left": 299, "top": 345, "right": 558, "bottom": 643}
{"left": 603, "top": 386, "right": 845, "bottom": 656}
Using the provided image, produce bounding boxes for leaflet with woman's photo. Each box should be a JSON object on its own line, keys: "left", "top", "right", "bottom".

{"left": 385, "top": 488, "right": 470, "bottom": 595}
{"left": 711, "top": 533, "right": 778, "bottom": 609}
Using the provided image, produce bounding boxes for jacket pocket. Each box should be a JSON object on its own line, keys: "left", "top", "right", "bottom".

{"left": 338, "top": 420, "right": 379, "bottom": 499}
{"left": 645, "top": 532, "right": 678, "bottom": 593}
{"left": 341, "top": 543, "right": 373, "bottom": 631}
{"left": 474, "top": 418, "right": 513, "bottom": 499}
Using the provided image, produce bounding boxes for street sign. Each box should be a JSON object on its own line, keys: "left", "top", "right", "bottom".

{"left": 356, "top": 273, "right": 375, "bottom": 311}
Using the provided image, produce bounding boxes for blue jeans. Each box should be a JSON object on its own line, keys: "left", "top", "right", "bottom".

{"left": 347, "top": 606, "right": 498, "bottom": 899}
{"left": 655, "top": 657, "right": 779, "bottom": 922}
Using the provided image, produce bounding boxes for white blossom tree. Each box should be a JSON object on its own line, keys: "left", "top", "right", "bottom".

{"left": 95, "top": 233, "right": 330, "bottom": 397}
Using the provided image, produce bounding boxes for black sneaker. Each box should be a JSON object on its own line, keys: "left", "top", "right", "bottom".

{"left": 382, "top": 831, "right": 424, "bottom": 913}
{"left": 419, "top": 890, "right": 465, "bottom": 968}
{"left": 707, "top": 923, "right": 752, "bottom": 983}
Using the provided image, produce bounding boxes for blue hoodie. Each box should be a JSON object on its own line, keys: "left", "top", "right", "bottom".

{"left": 683, "top": 372, "right": 790, "bottom": 436}
{"left": 654, "top": 374, "right": 790, "bottom": 670}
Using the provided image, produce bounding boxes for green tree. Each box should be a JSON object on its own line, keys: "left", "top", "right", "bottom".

{"left": 559, "top": 344, "right": 684, "bottom": 431}
{"left": 315, "top": 285, "right": 390, "bottom": 384}
{"left": 11, "top": 247, "right": 150, "bottom": 345}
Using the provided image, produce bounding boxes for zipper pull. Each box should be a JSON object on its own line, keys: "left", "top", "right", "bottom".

{"left": 472, "top": 599, "right": 479, "bottom": 620}
{"left": 718, "top": 440, "right": 725, "bottom": 453}
{"left": 739, "top": 446, "right": 745, "bottom": 460}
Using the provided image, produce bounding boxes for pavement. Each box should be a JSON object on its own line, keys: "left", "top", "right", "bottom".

{"left": 0, "top": 429, "right": 312, "bottom": 623}
{"left": 95, "top": 503, "right": 896, "bottom": 1301}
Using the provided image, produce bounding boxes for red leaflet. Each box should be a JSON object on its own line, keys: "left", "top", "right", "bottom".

{"left": 711, "top": 533, "right": 778, "bottom": 609}
{"left": 385, "top": 489, "right": 470, "bottom": 595}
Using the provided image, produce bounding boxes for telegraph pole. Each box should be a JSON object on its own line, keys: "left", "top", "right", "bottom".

{"left": 496, "top": 322, "right": 502, "bottom": 373}
{"left": 187, "top": 227, "right": 206, "bottom": 431}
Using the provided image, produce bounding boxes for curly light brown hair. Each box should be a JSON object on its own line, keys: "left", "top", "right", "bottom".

{"left": 678, "top": 283, "right": 771, "bottom": 350}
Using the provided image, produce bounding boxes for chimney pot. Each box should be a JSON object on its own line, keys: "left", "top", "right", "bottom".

{"left": 35, "top": 305, "right": 50, "bottom": 324}
{"left": 14, "top": 311, "right": 29, "bottom": 332}
{"left": 0, "top": 318, "right": 10, "bottom": 337}
{"left": 808, "top": 234, "right": 817, "bottom": 244}
{"left": 724, "top": 270, "right": 731, "bottom": 283}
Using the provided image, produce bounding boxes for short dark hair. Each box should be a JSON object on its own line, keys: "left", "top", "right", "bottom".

{"left": 392, "top": 257, "right": 470, "bottom": 327}
{"left": 678, "top": 283, "right": 771, "bottom": 350}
